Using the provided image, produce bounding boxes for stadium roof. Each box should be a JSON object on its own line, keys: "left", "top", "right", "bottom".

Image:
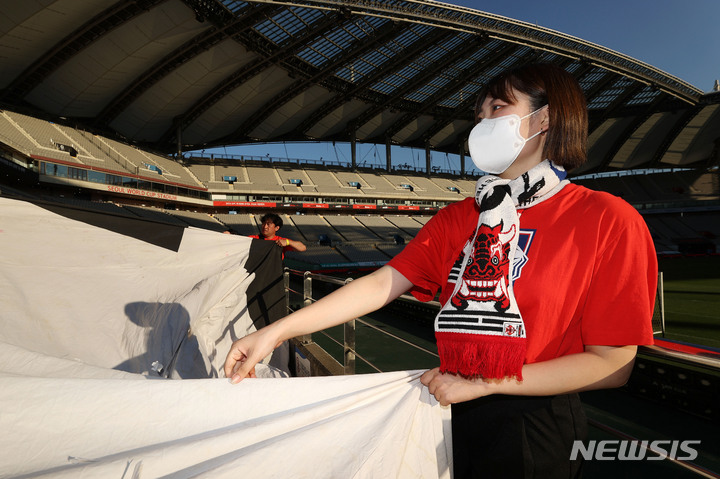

{"left": 1, "top": 0, "right": 718, "bottom": 175}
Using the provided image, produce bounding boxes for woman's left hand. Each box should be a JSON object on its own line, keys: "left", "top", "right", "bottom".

{"left": 421, "top": 367, "right": 494, "bottom": 406}
{"left": 421, "top": 345, "right": 639, "bottom": 406}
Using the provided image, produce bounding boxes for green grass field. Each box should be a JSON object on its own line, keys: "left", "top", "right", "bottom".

{"left": 657, "top": 255, "right": 720, "bottom": 349}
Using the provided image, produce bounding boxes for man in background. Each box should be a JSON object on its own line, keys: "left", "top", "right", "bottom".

{"left": 249, "top": 213, "right": 306, "bottom": 258}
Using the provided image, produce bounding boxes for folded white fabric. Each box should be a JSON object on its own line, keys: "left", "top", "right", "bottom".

{"left": 0, "top": 370, "right": 451, "bottom": 478}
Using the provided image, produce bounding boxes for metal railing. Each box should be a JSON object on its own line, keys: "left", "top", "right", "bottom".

{"left": 284, "top": 268, "right": 438, "bottom": 374}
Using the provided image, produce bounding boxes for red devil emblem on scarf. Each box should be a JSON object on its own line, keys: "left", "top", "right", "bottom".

{"left": 451, "top": 222, "right": 516, "bottom": 312}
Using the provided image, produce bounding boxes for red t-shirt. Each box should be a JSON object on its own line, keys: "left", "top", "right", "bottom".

{"left": 388, "top": 183, "right": 657, "bottom": 364}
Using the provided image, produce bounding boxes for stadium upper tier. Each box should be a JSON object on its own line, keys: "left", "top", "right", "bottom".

{"left": 0, "top": 0, "right": 718, "bottom": 175}
{"left": 1, "top": 108, "right": 717, "bottom": 261}
{"left": 0, "top": 108, "right": 477, "bottom": 203}
{"left": 1, "top": 108, "right": 718, "bottom": 210}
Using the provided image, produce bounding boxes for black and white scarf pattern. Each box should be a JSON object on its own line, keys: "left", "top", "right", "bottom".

{"left": 434, "top": 160, "right": 568, "bottom": 379}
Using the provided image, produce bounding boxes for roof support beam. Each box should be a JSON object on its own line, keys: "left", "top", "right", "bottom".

{"left": 350, "top": 33, "right": 490, "bottom": 141}
{"left": 588, "top": 82, "right": 646, "bottom": 132}
{"left": 425, "top": 141, "right": 431, "bottom": 176}
{"left": 350, "top": 130, "right": 357, "bottom": 169}
{"left": 648, "top": 107, "right": 703, "bottom": 168}
{"left": 264, "top": 0, "right": 702, "bottom": 103}
{"left": 588, "top": 82, "right": 659, "bottom": 171}
{"left": 294, "top": 27, "right": 453, "bottom": 137}
{"left": 221, "top": 20, "right": 399, "bottom": 144}
{"left": 579, "top": 70, "right": 616, "bottom": 111}
{"left": 159, "top": 8, "right": 345, "bottom": 147}
{"left": 0, "top": 0, "right": 167, "bottom": 102}
{"left": 378, "top": 40, "right": 523, "bottom": 145}
{"left": 96, "top": 2, "right": 280, "bottom": 126}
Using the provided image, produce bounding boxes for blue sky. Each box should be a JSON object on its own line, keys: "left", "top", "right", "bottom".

{"left": 456, "top": 0, "right": 718, "bottom": 91}
{"left": 204, "top": 0, "right": 719, "bottom": 172}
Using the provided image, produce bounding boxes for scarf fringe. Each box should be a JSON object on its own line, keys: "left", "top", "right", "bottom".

{"left": 436, "top": 332, "right": 526, "bottom": 380}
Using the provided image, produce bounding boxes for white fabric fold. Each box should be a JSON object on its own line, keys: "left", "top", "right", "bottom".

{"left": 0, "top": 370, "right": 451, "bottom": 478}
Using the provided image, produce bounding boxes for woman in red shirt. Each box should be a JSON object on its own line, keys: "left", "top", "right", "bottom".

{"left": 224, "top": 63, "right": 656, "bottom": 478}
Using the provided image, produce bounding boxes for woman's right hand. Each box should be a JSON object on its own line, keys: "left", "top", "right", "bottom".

{"left": 224, "top": 326, "right": 283, "bottom": 383}
{"left": 222, "top": 266, "right": 411, "bottom": 383}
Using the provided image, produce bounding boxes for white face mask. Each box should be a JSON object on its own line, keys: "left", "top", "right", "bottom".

{"left": 468, "top": 105, "right": 547, "bottom": 175}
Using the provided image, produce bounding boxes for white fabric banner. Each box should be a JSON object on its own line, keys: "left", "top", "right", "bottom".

{"left": 0, "top": 369, "right": 451, "bottom": 478}
{"left": 0, "top": 197, "right": 452, "bottom": 478}
{"left": 0, "top": 197, "right": 260, "bottom": 378}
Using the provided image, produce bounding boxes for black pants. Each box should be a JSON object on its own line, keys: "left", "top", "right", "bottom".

{"left": 451, "top": 394, "right": 587, "bottom": 479}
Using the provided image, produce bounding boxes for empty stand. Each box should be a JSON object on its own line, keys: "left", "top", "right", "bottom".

{"left": 173, "top": 157, "right": 485, "bottom": 204}
{"left": 680, "top": 212, "right": 720, "bottom": 238}
{"left": 384, "top": 215, "right": 425, "bottom": 237}
{"left": 213, "top": 164, "right": 249, "bottom": 188}
{"left": 275, "top": 214, "right": 305, "bottom": 242}
{"left": 383, "top": 172, "right": 417, "bottom": 192}
{"left": 0, "top": 110, "right": 204, "bottom": 189}
{"left": 276, "top": 167, "right": 318, "bottom": 194}
{"left": 642, "top": 210, "right": 720, "bottom": 253}
{"left": 96, "top": 137, "right": 200, "bottom": 186}
{"left": 187, "top": 163, "right": 214, "bottom": 184}
{"left": 404, "top": 176, "right": 458, "bottom": 199}
{"left": 41, "top": 195, "right": 138, "bottom": 218}
{"left": 324, "top": 215, "right": 383, "bottom": 242}
{"left": 688, "top": 172, "right": 720, "bottom": 200}
{"left": 376, "top": 243, "right": 407, "bottom": 259}
{"left": 1, "top": 111, "right": 81, "bottom": 163}
{"left": 0, "top": 113, "right": 46, "bottom": 158}
{"left": 454, "top": 177, "right": 478, "bottom": 192}
{"left": 133, "top": 149, "right": 201, "bottom": 187}
{"left": 169, "top": 210, "right": 227, "bottom": 232}
{"left": 242, "top": 166, "right": 284, "bottom": 192}
{"left": 303, "top": 169, "right": 347, "bottom": 195}
{"left": 355, "top": 216, "right": 410, "bottom": 242}
{"left": 289, "top": 215, "right": 337, "bottom": 244}
{"left": 215, "top": 213, "right": 259, "bottom": 236}
{"left": 76, "top": 134, "right": 139, "bottom": 176}
{"left": 50, "top": 124, "right": 107, "bottom": 166}
{"left": 285, "top": 245, "right": 349, "bottom": 265}
{"left": 644, "top": 215, "right": 687, "bottom": 242}
{"left": 332, "top": 170, "right": 365, "bottom": 190}
{"left": 354, "top": 171, "right": 406, "bottom": 196}
{"left": 122, "top": 205, "right": 189, "bottom": 226}
{"left": 413, "top": 215, "right": 433, "bottom": 226}
{"left": 576, "top": 171, "right": 720, "bottom": 204}
{"left": 335, "top": 243, "right": 391, "bottom": 263}
{"left": 429, "top": 176, "right": 473, "bottom": 196}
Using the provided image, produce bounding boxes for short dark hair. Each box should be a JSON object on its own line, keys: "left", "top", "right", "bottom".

{"left": 260, "top": 213, "right": 283, "bottom": 229}
{"left": 475, "top": 63, "right": 588, "bottom": 170}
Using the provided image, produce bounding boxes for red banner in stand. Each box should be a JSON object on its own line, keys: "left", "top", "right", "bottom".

{"left": 214, "top": 201, "right": 277, "bottom": 207}
{"left": 211, "top": 201, "right": 436, "bottom": 212}
{"left": 302, "top": 203, "right": 329, "bottom": 209}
